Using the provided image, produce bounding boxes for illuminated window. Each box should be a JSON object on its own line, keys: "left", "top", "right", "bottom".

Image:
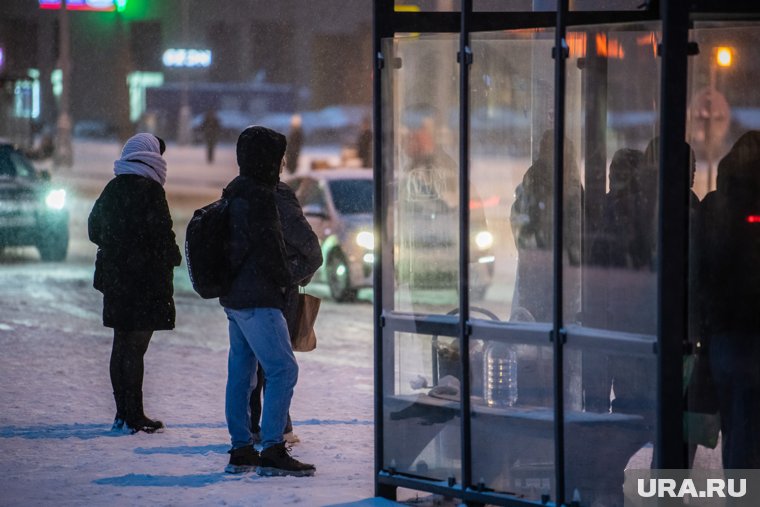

{"left": 39, "top": 0, "right": 117, "bottom": 11}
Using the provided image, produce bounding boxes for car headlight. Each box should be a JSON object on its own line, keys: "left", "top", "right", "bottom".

{"left": 356, "top": 230, "right": 374, "bottom": 250}
{"left": 475, "top": 230, "right": 493, "bottom": 250}
{"left": 45, "top": 189, "right": 66, "bottom": 210}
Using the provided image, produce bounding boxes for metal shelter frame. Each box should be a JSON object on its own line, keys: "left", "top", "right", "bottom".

{"left": 372, "top": 1, "right": 760, "bottom": 506}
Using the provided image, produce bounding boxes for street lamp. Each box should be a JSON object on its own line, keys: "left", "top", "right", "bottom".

{"left": 54, "top": 0, "right": 73, "bottom": 168}
{"left": 176, "top": 0, "right": 192, "bottom": 145}
{"left": 703, "top": 45, "right": 733, "bottom": 191}
{"left": 715, "top": 46, "right": 732, "bottom": 68}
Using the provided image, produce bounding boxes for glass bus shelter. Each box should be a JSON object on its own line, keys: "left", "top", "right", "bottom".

{"left": 372, "top": 1, "right": 760, "bottom": 505}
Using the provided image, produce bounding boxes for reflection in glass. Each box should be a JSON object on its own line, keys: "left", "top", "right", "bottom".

{"left": 383, "top": 35, "right": 462, "bottom": 314}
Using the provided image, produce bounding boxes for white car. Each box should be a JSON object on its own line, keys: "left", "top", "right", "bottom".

{"left": 286, "top": 168, "right": 495, "bottom": 302}
{"left": 287, "top": 169, "right": 374, "bottom": 302}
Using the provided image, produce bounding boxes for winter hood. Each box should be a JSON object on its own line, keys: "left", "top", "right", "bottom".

{"left": 236, "top": 125, "right": 287, "bottom": 186}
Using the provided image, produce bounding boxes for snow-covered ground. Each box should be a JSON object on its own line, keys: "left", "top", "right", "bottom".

{"left": 0, "top": 140, "right": 391, "bottom": 507}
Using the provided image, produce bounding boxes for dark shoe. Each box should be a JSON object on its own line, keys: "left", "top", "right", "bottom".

{"left": 257, "top": 442, "right": 315, "bottom": 477}
{"left": 126, "top": 416, "right": 165, "bottom": 434}
{"left": 225, "top": 445, "right": 260, "bottom": 474}
{"left": 111, "top": 415, "right": 125, "bottom": 432}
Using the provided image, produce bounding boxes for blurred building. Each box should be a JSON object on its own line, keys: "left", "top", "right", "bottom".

{"left": 0, "top": 0, "right": 372, "bottom": 142}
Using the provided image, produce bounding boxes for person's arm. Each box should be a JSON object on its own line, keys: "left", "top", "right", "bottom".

{"left": 146, "top": 184, "right": 182, "bottom": 267}
{"left": 277, "top": 184, "right": 323, "bottom": 285}
{"left": 88, "top": 196, "right": 104, "bottom": 246}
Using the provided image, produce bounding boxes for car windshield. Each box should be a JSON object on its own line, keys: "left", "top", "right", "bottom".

{"left": 329, "top": 179, "right": 373, "bottom": 215}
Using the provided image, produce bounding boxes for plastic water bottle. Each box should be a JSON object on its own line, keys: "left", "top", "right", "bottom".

{"left": 484, "top": 341, "right": 518, "bottom": 407}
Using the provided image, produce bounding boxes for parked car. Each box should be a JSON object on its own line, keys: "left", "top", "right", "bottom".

{"left": 287, "top": 169, "right": 374, "bottom": 302}
{"left": 0, "top": 143, "right": 69, "bottom": 261}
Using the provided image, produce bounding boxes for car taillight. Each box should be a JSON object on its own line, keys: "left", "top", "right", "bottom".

{"left": 747, "top": 215, "right": 760, "bottom": 223}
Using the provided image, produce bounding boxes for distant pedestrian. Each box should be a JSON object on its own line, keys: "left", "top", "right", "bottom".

{"left": 88, "top": 133, "right": 181, "bottom": 434}
{"left": 249, "top": 178, "right": 323, "bottom": 445}
{"left": 221, "top": 125, "right": 315, "bottom": 477}
{"left": 201, "top": 109, "right": 221, "bottom": 164}
{"left": 356, "top": 115, "right": 372, "bottom": 168}
{"left": 284, "top": 114, "right": 303, "bottom": 175}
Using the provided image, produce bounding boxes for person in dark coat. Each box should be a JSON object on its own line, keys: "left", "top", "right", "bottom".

{"left": 88, "top": 133, "right": 181, "bottom": 434}
{"left": 221, "top": 125, "right": 315, "bottom": 477}
{"left": 284, "top": 114, "right": 303, "bottom": 175}
{"left": 249, "top": 179, "right": 323, "bottom": 444}
{"left": 696, "top": 131, "right": 760, "bottom": 468}
{"left": 201, "top": 109, "right": 221, "bottom": 164}
{"left": 510, "top": 129, "right": 583, "bottom": 322}
{"left": 356, "top": 115, "right": 372, "bottom": 168}
{"left": 591, "top": 148, "right": 654, "bottom": 269}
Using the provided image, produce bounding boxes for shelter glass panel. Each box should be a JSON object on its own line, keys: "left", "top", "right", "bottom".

{"left": 468, "top": 30, "right": 555, "bottom": 323}
{"left": 563, "top": 22, "right": 662, "bottom": 505}
{"left": 381, "top": 329, "right": 462, "bottom": 482}
{"left": 381, "top": 34, "right": 462, "bottom": 315}
{"left": 467, "top": 29, "right": 557, "bottom": 501}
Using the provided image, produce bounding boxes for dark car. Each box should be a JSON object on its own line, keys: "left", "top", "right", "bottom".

{"left": 0, "top": 143, "right": 69, "bottom": 261}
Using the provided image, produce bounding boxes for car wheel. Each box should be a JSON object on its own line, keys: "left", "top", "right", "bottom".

{"left": 37, "top": 228, "right": 69, "bottom": 261}
{"left": 327, "top": 250, "right": 356, "bottom": 302}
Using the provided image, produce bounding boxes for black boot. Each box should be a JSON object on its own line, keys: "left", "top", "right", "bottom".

{"left": 111, "top": 390, "right": 126, "bottom": 431}
{"left": 124, "top": 390, "right": 164, "bottom": 434}
{"left": 258, "top": 442, "right": 315, "bottom": 477}
{"left": 225, "top": 445, "right": 260, "bottom": 474}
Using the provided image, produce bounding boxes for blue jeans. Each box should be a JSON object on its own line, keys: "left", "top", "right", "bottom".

{"left": 224, "top": 307, "right": 298, "bottom": 450}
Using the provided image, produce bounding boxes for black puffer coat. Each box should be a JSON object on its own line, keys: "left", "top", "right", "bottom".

{"left": 88, "top": 175, "right": 182, "bottom": 331}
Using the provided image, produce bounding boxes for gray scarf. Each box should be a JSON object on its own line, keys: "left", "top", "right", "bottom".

{"left": 113, "top": 133, "right": 167, "bottom": 186}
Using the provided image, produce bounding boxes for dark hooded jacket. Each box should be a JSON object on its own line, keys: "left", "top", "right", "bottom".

{"left": 591, "top": 148, "right": 656, "bottom": 270}
{"left": 88, "top": 175, "right": 182, "bottom": 330}
{"left": 696, "top": 131, "right": 760, "bottom": 336}
{"left": 220, "top": 126, "right": 292, "bottom": 310}
{"left": 277, "top": 181, "right": 323, "bottom": 333}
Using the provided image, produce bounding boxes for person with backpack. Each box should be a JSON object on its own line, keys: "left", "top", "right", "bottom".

{"left": 221, "top": 125, "right": 315, "bottom": 477}
{"left": 249, "top": 178, "right": 323, "bottom": 445}
{"left": 88, "top": 133, "right": 181, "bottom": 434}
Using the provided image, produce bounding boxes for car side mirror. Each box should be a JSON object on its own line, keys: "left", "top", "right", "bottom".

{"left": 303, "top": 204, "right": 328, "bottom": 219}
{"left": 40, "top": 170, "right": 51, "bottom": 181}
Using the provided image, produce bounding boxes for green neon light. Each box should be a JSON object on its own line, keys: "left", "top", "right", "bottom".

{"left": 116, "top": 0, "right": 127, "bottom": 12}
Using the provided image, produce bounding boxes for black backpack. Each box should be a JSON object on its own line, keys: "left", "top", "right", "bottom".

{"left": 185, "top": 195, "right": 231, "bottom": 299}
